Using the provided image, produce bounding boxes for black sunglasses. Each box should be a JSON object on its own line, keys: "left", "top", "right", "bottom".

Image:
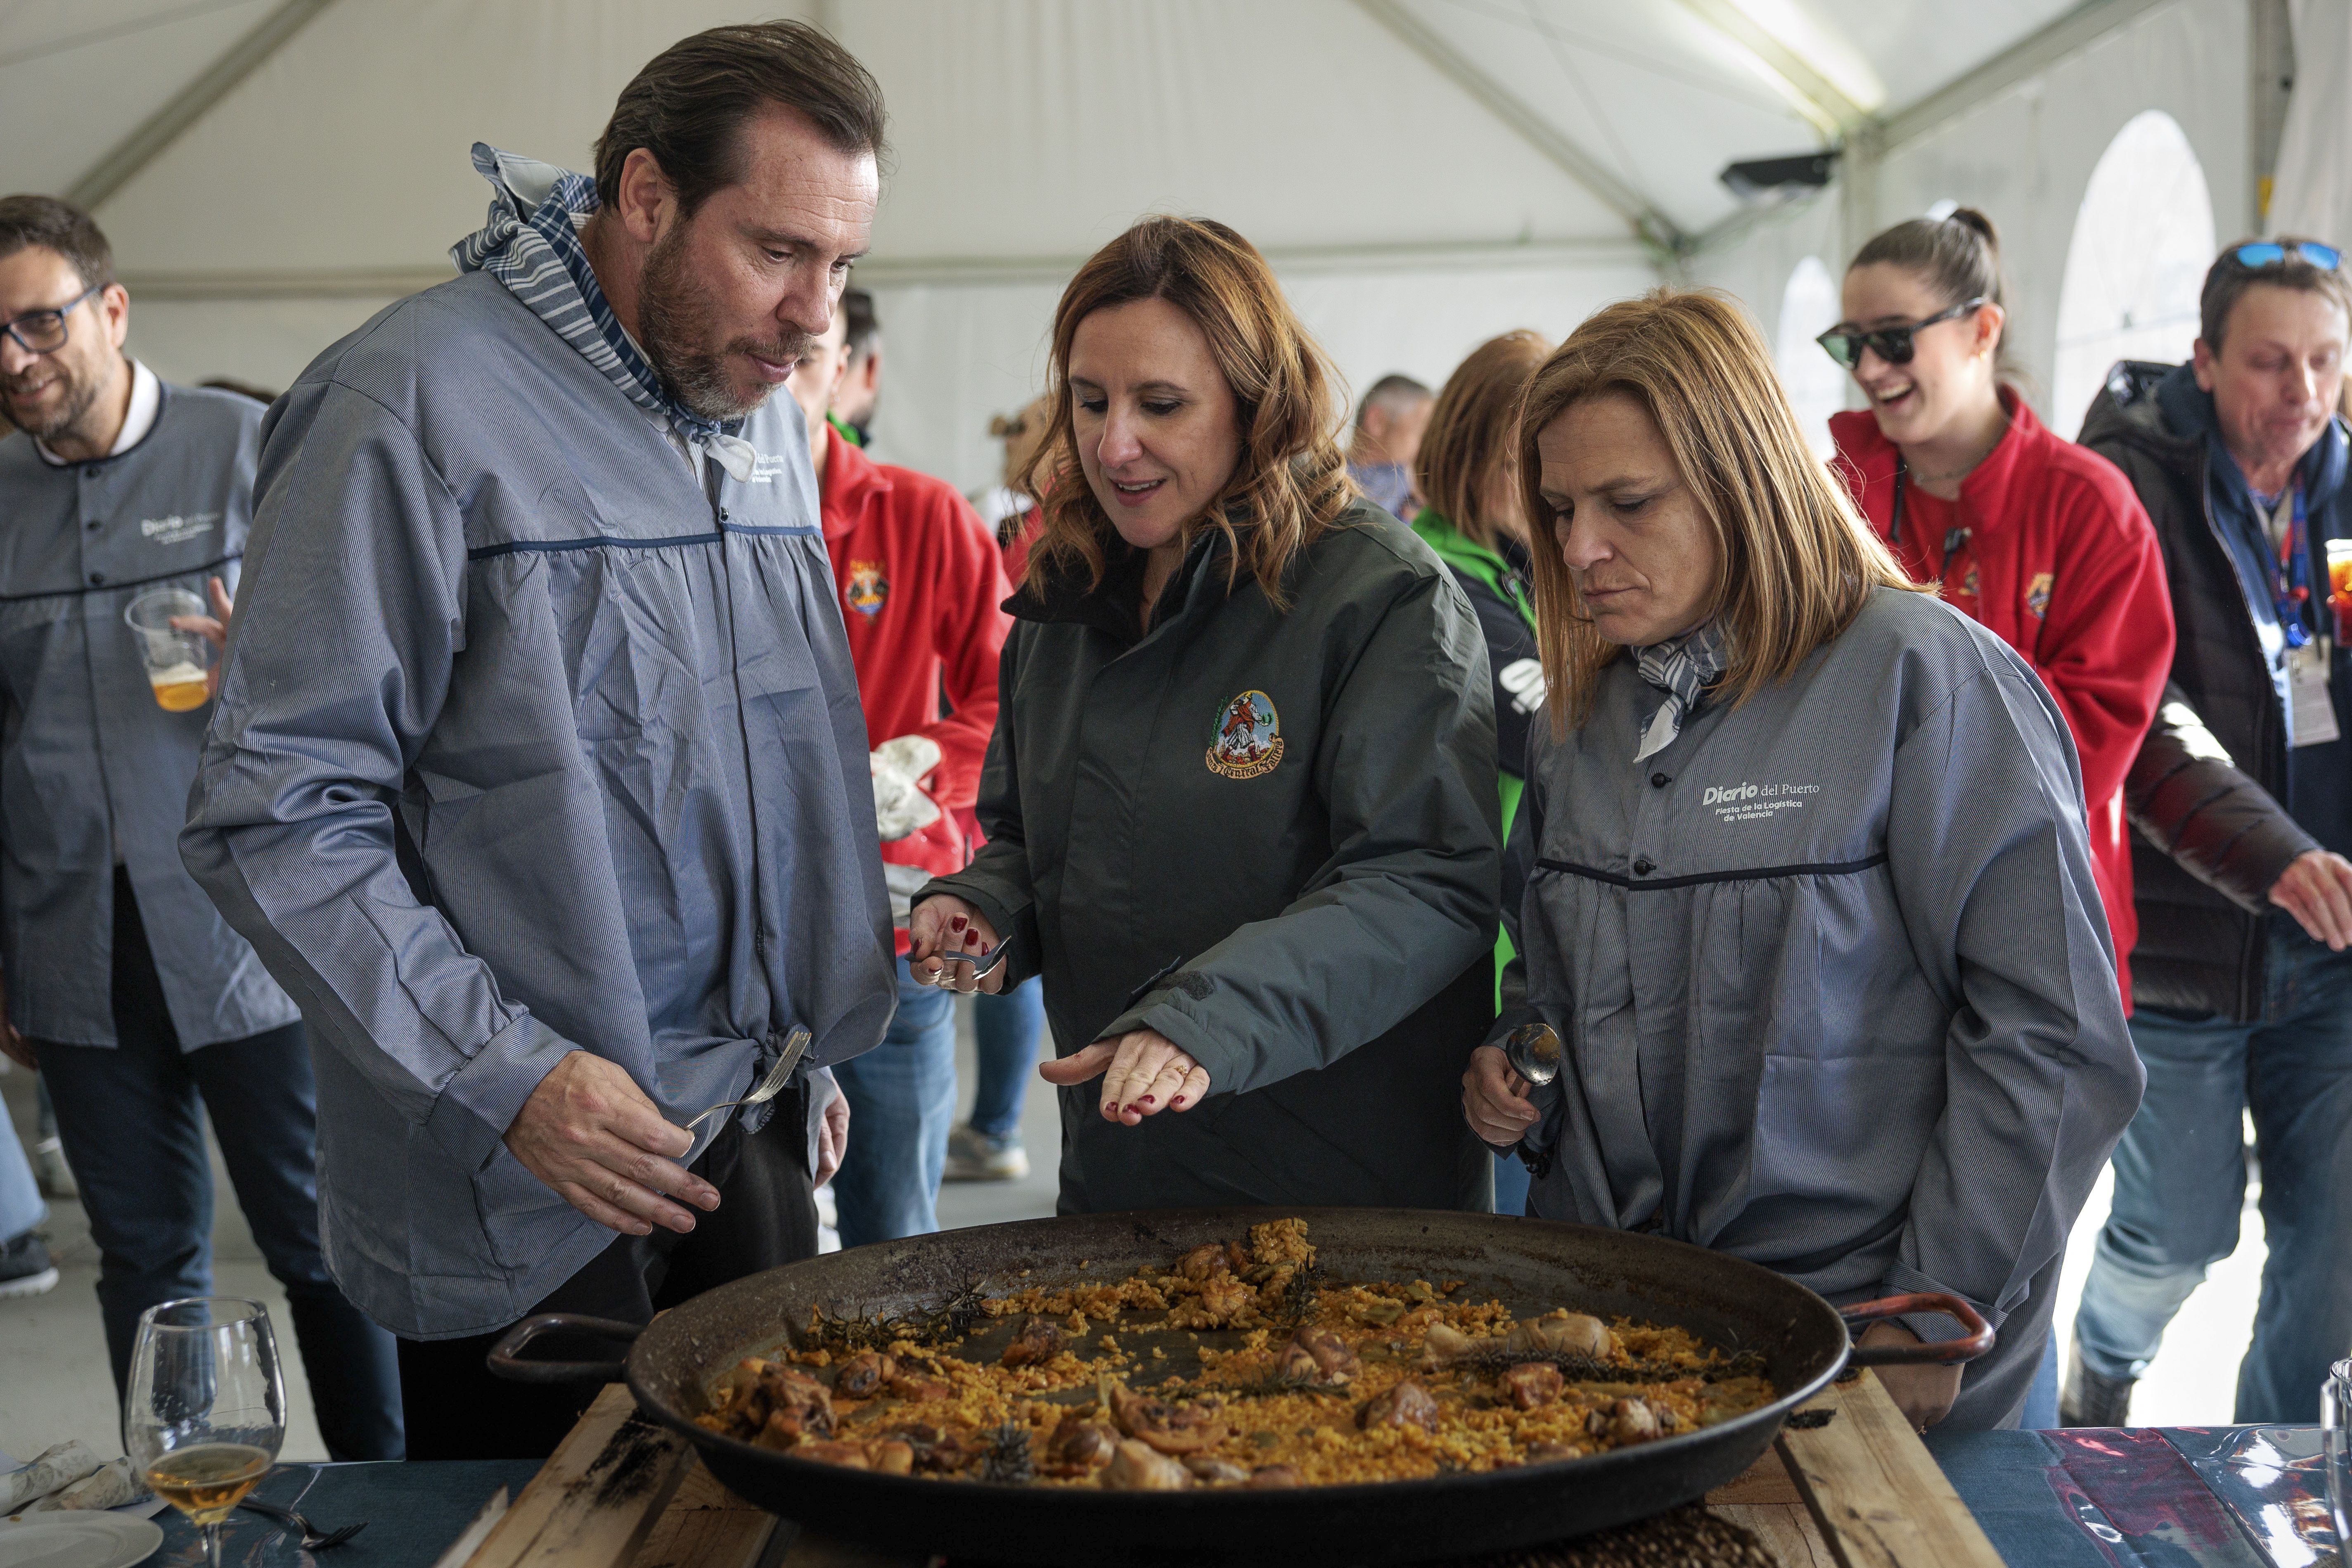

{"left": 1816, "top": 296, "right": 1989, "bottom": 371}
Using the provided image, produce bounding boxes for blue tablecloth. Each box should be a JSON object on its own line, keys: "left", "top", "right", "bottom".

{"left": 151, "top": 1430, "right": 2338, "bottom": 1566}
{"left": 148, "top": 1460, "right": 540, "bottom": 1567}
{"left": 1925, "top": 1426, "right": 2340, "bottom": 1568}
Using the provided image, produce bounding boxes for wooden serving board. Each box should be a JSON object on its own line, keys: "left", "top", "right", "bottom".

{"left": 469, "top": 1372, "right": 2005, "bottom": 1568}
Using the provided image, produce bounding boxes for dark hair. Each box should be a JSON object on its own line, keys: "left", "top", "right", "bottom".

{"left": 1018, "top": 216, "right": 1350, "bottom": 610}
{"left": 1354, "top": 372, "right": 1432, "bottom": 430}
{"left": 0, "top": 195, "right": 114, "bottom": 293}
{"left": 594, "top": 20, "right": 888, "bottom": 217}
{"left": 2199, "top": 236, "right": 2352, "bottom": 351}
{"left": 842, "top": 287, "right": 879, "bottom": 361}
{"left": 1848, "top": 208, "right": 2009, "bottom": 373}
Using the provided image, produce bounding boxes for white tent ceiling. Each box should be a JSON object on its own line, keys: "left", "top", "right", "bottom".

{"left": 10, "top": 0, "right": 2106, "bottom": 267}
{"left": 0, "top": 0, "right": 2250, "bottom": 485}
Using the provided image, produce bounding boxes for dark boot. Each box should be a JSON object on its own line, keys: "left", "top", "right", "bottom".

{"left": 2059, "top": 1335, "right": 2136, "bottom": 1426}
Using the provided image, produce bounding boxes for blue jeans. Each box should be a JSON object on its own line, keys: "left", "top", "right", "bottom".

{"left": 39, "top": 873, "right": 402, "bottom": 1459}
{"left": 0, "top": 1101, "right": 43, "bottom": 1240}
{"left": 969, "top": 978, "right": 1044, "bottom": 1139}
{"left": 2071, "top": 924, "right": 2352, "bottom": 1422}
{"left": 832, "top": 958, "right": 958, "bottom": 1247}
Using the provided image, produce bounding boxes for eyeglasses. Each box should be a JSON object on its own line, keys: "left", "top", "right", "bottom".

{"left": 2230, "top": 241, "right": 2343, "bottom": 272}
{"left": 1, "top": 282, "right": 103, "bottom": 355}
{"left": 1816, "top": 296, "right": 1989, "bottom": 371}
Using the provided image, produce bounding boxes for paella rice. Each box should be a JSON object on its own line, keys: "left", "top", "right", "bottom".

{"left": 693, "top": 1219, "right": 1778, "bottom": 1489}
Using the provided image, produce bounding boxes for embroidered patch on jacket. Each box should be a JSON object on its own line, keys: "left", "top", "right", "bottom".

{"left": 845, "top": 559, "right": 889, "bottom": 618}
{"left": 2026, "top": 571, "right": 2054, "bottom": 620}
{"left": 1958, "top": 566, "right": 1980, "bottom": 601}
{"left": 1207, "top": 689, "right": 1284, "bottom": 779}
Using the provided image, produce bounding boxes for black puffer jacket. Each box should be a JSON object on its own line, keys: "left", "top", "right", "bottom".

{"left": 2080, "top": 362, "right": 2326, "bottom": 1021}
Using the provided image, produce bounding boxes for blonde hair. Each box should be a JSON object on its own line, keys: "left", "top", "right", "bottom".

{"left": 1518, "top": 288, "right": 1925, "bottom": 730}
{"left": 1016, "top": 217, "right": 1352, "bottom": 608}
{"left": 1416, "top": 329, "right": 1553, "bottom": 550}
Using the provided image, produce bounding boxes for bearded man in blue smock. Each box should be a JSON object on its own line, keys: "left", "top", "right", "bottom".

{"left": 181, "top": 22, "right": 900, "bottom": 1459}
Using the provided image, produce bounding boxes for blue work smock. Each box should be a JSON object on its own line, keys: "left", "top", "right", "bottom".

{"left": 180, "top": 272, "right": 897, "bottom": 1338}
{"left": 0, "top": 381, "right": 296, "bottom": 1048}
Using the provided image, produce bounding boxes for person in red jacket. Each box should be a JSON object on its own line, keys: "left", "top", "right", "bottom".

{"left": 788, "top": 304, "right": 1011, "bottom": 1246}
{"left": 1825, "top": 210, "right": 2173, "bottom": 1015}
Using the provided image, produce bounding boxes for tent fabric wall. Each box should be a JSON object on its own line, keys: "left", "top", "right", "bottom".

{"left": 1691, "top": 0, "right": 2247, "bottom": 441}
{"left": 859, "top": 254, "right": 1658, "bottom": 496}
{"left": 27, "top": 0, "right": 2290, "bottom": 495}
{"left": 85, "top": 0, "right": 1653, "bottom": 495}
{"left": 2269, "top": 0, "right": 2352, "bottom": 245}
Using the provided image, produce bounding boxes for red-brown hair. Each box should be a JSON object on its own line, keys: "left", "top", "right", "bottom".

{"left": 1016, "top": 217, "right": 1351, "bottom": 607}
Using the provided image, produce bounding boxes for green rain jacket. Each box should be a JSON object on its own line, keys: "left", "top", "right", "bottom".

{"left": 1412, "top": 510, "right": 1544, "bottom": 997}
{"left": 921, "top": 500, "right": 1500, "bottom": 1212}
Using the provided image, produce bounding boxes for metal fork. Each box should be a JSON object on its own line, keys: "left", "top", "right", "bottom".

{"left": 683, "top": 1026, "right": 813, "bottom": 1135}
{"left": 924, "top": 940, "right": 1010, "bottom": 990}
{"left": 238, "top": 1497, "right": 364, "bottom": 1551}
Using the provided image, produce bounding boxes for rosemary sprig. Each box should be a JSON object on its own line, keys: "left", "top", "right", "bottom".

{"left": 977, "top": 1420, "right": 1034, "bottom": 1484}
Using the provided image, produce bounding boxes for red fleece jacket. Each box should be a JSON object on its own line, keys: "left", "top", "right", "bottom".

{"left": 819, "top": 429, "right": 1011, "bottom": 920}
{"left": 1831, "top": 392, "right": 2174, "bottom": 1005}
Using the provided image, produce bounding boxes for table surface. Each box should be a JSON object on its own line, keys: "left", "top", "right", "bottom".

{"left": 144, "top": 1428, "right": 2340, "bottom": 1568}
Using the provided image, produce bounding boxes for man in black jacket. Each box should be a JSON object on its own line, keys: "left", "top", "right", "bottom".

{"left": 2071, "top": 238, "right": 2352, "bottom": 1425}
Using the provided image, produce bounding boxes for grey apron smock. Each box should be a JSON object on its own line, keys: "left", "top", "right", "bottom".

{"left": 0, "top": 384, "right": 296, "bottom": 1048}
{"left": 922, "top": 501, "right": 1500, "bottom": 1213}
{"left": 1497, "top": 587, "right": 2143, "bottom": 1430}
{"left": 180, "top": 271, "right": 898, "bottom": 1339}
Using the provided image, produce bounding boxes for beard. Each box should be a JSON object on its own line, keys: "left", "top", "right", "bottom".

{"left": 1, "top": 353, "right": 105, "bottom": 442}
{"left": 637, "top": 225, "right": 810, "bottom": 424}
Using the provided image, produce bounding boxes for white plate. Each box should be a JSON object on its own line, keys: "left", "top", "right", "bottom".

{"left": 0, "top": 1513, "right": 164, "bottom": 1568}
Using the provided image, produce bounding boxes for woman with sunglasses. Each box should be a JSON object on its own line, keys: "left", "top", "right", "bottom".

{"left": 1823, "top": 209, "right": 2173, "bottom": 1006}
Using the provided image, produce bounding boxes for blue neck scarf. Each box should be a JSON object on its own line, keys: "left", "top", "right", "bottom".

{"left": 1633, "top": 621, "right": 1727, "bottom": 762}
{"left": 450, "top": 143, "right": 762, "bottom": 480}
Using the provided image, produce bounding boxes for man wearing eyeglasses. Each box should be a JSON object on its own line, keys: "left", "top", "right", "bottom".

{"left": 2073, "top": 237, "right": 2352, "bottom": 1426}
{"left": 0, "top": 195, "right": 403, "bottom": 1457}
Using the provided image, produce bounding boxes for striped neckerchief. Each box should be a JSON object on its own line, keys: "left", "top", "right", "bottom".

{"left": 450, "top": 143, "right": 762, "bottom": 482}
{"left": 1632, "top": 621, "right": 1727, "bottom": 763}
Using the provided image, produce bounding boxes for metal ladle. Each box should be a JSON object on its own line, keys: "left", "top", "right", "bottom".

{"left": 1502, "top": 1022, "right": 1563, "bottom": 1088}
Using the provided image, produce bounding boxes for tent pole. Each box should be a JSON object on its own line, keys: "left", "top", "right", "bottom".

{"left": 1350, "top": 0, "right": 1689, "bottom": 263}
{"left": 64, "top": 0, "right": 338, "bottom": 213}
{"left": 1876, "top": 0, "right": 2174, "bottom": 151}
{"left": 2249, "top": 0, "right": 2295, "bottom": 233}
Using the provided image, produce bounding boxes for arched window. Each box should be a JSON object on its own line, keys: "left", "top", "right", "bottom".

{"left": 1775, "top": 256, "right": 1844, "bottom": 457}
{"left": 2053, "top": 110, "right": 2215, "bottom": 438}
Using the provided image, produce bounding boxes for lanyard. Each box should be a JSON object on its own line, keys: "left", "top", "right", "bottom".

{"left": 2264, "top": 479, "right": 2313, "bottom": 650}
{"left": 1889, "top": 461, "right": 1970, "bottom": 586}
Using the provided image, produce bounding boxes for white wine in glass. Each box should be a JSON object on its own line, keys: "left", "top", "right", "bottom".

{"left": 126, "top": 1297, "right": 287, "bottom": 1568}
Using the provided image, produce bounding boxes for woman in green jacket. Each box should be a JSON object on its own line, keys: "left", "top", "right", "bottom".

{"left": 911, "top": 217, "right": 1501, "bottom": 1214}
{"left": 1410, "top": 330, "right": 1553, "bottom": 1214}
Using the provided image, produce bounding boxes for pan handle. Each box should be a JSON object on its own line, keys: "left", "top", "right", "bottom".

{"left": 1839, "top": 1292, "right": 1995, "bottom": 1365}
{"left": 485, "top": 1312, "right": 644, "bottom": 1384}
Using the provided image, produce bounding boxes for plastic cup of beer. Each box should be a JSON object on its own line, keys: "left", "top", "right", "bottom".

{"left": 123, "top": 587, "right": 216, "bottom": 712}
{"left": 2330, "top": 540, "right": 2352, "bottom": 643}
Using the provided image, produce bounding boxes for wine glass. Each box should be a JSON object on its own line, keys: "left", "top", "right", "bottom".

{"left": 125, "top": 1297, "right": 287, "bottom": 1568}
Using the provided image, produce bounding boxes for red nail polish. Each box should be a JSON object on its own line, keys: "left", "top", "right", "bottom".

{"left": 1171, "top": 1097, "right": 1187, "bottom": 1108}
{"left": 1137, "top": 1095, "right": 1154, "bottom": 1105}
{"left": 951, "top": 916, "right": 967, "bottom": 931}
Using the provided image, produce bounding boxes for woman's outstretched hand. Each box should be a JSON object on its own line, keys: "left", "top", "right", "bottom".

{"left": 907, "top": 895, "right": 1005, "bottom": 993}
{"left": 1040, "top": 1028, "right": 1210, "bottom": 1125}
